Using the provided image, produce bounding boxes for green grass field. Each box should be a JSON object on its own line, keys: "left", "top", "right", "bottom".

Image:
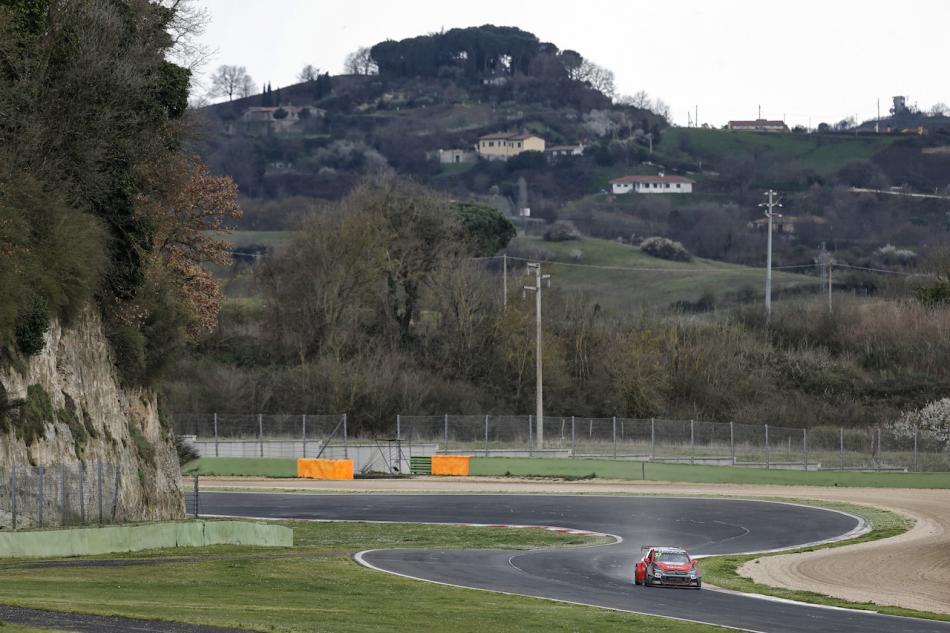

{"left": 184, "top": 456, "right": 950, "bottom": 488}
{"left": 0, "top": 521, "right": 731, "bottom": 633}
{"left": 512, "top": 235, "right": 814, "bottom": 309}
{"left": 182, "top": 457, "right": 298, "bottom": 478}
{"left": 472, "top": 457, "right": 950, "bottom": 488}
{"left": 659, "top": 128, "right": 896, "bottom": 176}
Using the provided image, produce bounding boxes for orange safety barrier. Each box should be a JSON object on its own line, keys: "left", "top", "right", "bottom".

{"left": 296, "top": 458, "right": 354, "bottom": 480}
{"left": 431, "top": 455, "right": 471, "bottom": 476}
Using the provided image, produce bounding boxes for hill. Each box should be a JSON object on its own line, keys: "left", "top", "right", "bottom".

{"left": 197, "top": 24, "right": 950, "bottom": 284}
{"left": 507, "top": 236, "right": 813, "bottom": 312}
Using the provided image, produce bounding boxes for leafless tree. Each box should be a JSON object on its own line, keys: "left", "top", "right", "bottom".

{"left": 930, "top": 102, "right": 950, "bottom": 117}
{"left": 575, "top": 60, "right": 616, "bottom": 99}
{"left": 344, "top": 47, "right": 378, "bottom": 75}
{"left": 209, "top": 65, "right": 253, "bottom": 101}
{"left": 652, "top": 98, "right": 672, "bottom": 122}
{"left": 298, "top": 64, "right": 320, "bottom": 82}
{"left": 238, "top": 74, "right": 255, "bottom": 99}
{"left": 157, "top": 0, "right": 212, "bottom": 72}
{"left": 616, "top": 92, "right": 653, "bottom": 109}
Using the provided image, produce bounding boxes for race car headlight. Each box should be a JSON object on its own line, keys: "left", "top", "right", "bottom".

{"left": 653, "top": 569, "right": 663, "bottom": 577}
{"left": 689, "top": 569, "right": 697, "bottom": 578}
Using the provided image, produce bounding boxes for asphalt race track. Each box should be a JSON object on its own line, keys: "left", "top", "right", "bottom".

{"left": 202, "top": 492, "right": 950, "bottom": 633}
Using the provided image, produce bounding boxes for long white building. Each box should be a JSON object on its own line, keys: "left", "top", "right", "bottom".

{"left": 609, "top": 174, "right": 695, "bottom": 195}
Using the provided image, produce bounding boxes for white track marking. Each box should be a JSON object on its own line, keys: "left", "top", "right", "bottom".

{"left": 354, "top": 549, "right": 770, "bottom": 633}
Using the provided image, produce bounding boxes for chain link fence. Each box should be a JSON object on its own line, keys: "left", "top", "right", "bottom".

{"left": 174, "top": 413, "right": 950, "bottom": 472}
{"left": 173, "top": 413, "right": 348, "bottom": 458}
{"left": 0, "top": 461, "right": 120, "bottom": 530}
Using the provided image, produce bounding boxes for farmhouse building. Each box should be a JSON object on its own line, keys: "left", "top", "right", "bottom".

{"left": 436, "top": 148, "right": 477, "bottom": 164}
{"left": 726, "top": 119, "right": 790, "bottom": 133}
{"left": 610, "top": 174, "right": 695, "bottom": 195}
{"left": 476, "top": 132, "right": 545, "bottom": 159}
{"left": 545, "top": 144, "right": 585, "bottom": 157}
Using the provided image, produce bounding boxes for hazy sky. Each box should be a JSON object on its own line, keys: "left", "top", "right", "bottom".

{"left": 195, "top": 0, "right": 947, "bottom": 128}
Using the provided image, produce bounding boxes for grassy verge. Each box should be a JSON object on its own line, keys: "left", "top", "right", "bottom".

{"left": 182, "top": 457, "right": 297, "bottom": 477}
{"left": 0, "top": 626, "right": 73, "bottom": 633}
{"left": 470, "top": 457, "right": 950, "bottom": 488}
{"left": 510, "top": 235, "right": 811, "bottom": 310}
{"left": 701, "top": 500, "right": 950, "bottom": 621}
{"left": 0, "top": 521, "right": 732, "bottom": 633}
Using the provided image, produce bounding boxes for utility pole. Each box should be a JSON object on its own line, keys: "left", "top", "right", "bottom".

{"left": 759, "top": 190, "right": 782, "bottom": 321}
{"left": 817, "top": 243, "right": 833, "bottom": 313}
{"left": 502, "top": 253, "right": 508, "bottom": 307}
{"left": 524, "top": 263, "right": 550, "bottom": 450}
{"left": 827, "top": 254, "right": 833, "bottom": 313}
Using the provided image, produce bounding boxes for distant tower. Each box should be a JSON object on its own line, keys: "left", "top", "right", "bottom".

{"left": 890, "top": 96, "right": 908, "bottom": 116}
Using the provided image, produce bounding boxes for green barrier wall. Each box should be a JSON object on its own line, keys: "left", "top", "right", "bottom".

{"left": 0, "top": 520, "right": 292, "bottom": 559}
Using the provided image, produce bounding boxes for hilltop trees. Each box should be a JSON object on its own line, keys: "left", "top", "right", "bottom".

{"left": 367, "top": 25, "right": 624, "bottom": 103}
{"left": 209, "top": 64, "right": 254, "bottom": 101}
{"left": 298, "top": 64, "right": 320, "bottom": 82}
{"left": 343, "top": 47, "right": 378, "bottom": 75}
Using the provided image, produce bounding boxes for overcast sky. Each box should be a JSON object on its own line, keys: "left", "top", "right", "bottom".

{"left": 194, "top": 0, "right": 947, "bottom": 128}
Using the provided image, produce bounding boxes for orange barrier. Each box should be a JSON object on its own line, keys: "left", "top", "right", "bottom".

{"left": 431, "top": 455, "right": 471, "bottom": 476}
{"left": 296, "top": 458, "right": 354, "bottom": 480}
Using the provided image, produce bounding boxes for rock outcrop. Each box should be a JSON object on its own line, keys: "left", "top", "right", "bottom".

{"left": 0, "top": 307, "right": 183, "bottom": 526}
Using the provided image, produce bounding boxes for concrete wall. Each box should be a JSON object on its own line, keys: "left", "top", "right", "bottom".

{"left": 0, "top": 520, "right": 292, "bottom": 559}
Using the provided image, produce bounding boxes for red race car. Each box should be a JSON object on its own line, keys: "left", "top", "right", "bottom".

{"left": 634, "top": 545, "right": 702, "bottom": 589}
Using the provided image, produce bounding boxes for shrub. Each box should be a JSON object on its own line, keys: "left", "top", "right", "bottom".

{"left": 108, "top": 325, "right": 147, "bottom": 385}
{"left": 175, "top": 434, "right": 199, "bottom": 465}
{"left": 17, "top": 384, "right": 53, "bottom": 445}
{"left": 14, "top": 293, "right": 50, "bottom": 356}
{"left": 639, "top": 236, "right": 692, "bottom": 261}
{"left": 892, "top": 398, "right": 950, "bottom": 448}
{"left": 877, "top": 244, "right": 916, "bottom": 265}
{"left": 544, "top": 221, "right": 581, "bottom": 242}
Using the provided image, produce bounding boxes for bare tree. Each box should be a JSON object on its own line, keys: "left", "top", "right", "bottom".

{"left": 344, "top": 47, "right": 378, "bottom": 75}
{"left": 575, "top": 60, "right": 616, "bottom": 99}
{"left": 298, "top": 64, "right": 320, "bottom": 82}
{"left": 158, "top": 0, "right": 212, "bottom": 72}
{"left": 930, "top": 102, "right": 950, "bottom": 117}
{"left": 652, "top": 98, "right": 672, "bottom": 122}
{"left": 208, "top": 65, "right": 253, "bottom": 101}
{"left": 238, "top": 74, "right": 255, "bottom": 99}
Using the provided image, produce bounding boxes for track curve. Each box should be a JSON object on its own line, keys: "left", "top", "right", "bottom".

{"left": 202, "top": 492, "right": 950, "bottom": 633}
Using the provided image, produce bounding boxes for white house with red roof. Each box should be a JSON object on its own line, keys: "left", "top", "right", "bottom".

{"left": 609, "top": 174, "right": 695, "bottom": 195}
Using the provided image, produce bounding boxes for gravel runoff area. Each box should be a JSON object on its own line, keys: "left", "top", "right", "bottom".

{"left": 202, "top": 475, "right": 950, "bottom": 615}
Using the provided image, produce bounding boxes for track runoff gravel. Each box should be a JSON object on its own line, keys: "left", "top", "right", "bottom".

{"left": 201, "top": 475, "right": 950, "bottom": 616}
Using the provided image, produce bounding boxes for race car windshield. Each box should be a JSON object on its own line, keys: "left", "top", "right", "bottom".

{"left": 655, "top": 552, "right": 690, "bottom": 564}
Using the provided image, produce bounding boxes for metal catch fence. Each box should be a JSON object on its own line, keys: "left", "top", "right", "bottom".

{"left": 0, "top": 461, "right": 120, "bottom": 530}
{"left": 173, "top": 413, "right": 950, "bottom": 472}
{"left": 173, "top": 413, "right": 348, "bottom": 458}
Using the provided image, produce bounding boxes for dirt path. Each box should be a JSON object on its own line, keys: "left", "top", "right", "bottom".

{"left": 201, "top": 476, "right": 950, "bottom": 614}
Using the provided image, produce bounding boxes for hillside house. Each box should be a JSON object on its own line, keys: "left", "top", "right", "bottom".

{"left": 476, "top": 132, "right": 545, "bottom": 160}
{"left": 436, "top": 148, "right": 477, "bottom": 164}
{"left": 241, "top": 105, "right": 315, "bottom": 123}
{"left": 610, "top": 174, "right": 695, "bottom": 194}
{"left": 545, "top": 144, "right": 585, "bottom": 157}
{"left": 726, "top": 119, "right": 790, "bottom": 133}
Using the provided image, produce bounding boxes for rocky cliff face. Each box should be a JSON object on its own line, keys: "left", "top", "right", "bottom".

{"left": 0, "top": 307, "right": 183, "bottom": 525}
